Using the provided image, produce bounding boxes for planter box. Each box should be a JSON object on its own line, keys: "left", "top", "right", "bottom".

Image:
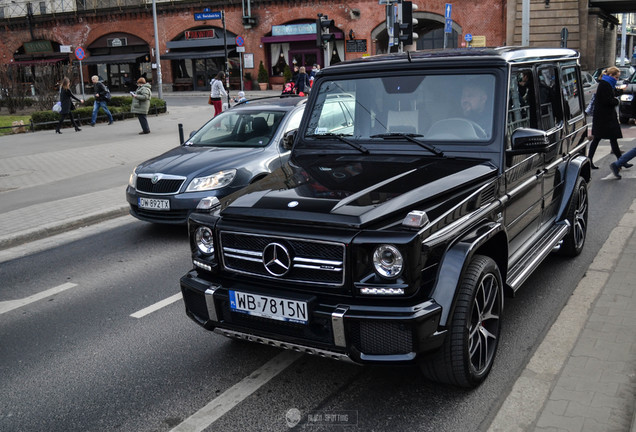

{"left": 258, "top": 82, "right": 268, "bottom": 90}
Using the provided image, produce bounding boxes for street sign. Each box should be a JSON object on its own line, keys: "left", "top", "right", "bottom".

{"left": 74, "top": 46, "right": 85, "bottom": 60}
{"left": 465, "top": 33, "right": 473, "bottom": 42}
{"left": 445, "top": 3, "right": 452, "bottom": 19}
{"left": 236, "top": 36, "right": 244, "bottom": 47}
{"left": 445, "top": 18, "right": 452, "bottom": 34}
{"left": 236, "top": 46, "right": 245, "bottom": 52}
{"left": 194, "top": 11, "right": 221, "bottom": 21}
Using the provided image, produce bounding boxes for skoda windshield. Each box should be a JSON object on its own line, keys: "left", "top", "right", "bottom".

{"left": 187, "top": 109, "right": 287, "bottom": 147}
{"left": 304, "top": 73, "right": 496, "bottom": 144}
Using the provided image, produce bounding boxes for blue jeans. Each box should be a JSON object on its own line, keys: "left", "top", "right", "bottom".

{"left": 91, "top": 101, "right": 113, "bottom": 124}
{"left": 616, "top": 146, "right": 636, "bottom": 167}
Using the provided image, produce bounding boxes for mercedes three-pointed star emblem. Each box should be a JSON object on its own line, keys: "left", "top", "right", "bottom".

{"left": 262, "top": 243, "right": 291, "bottom": 277}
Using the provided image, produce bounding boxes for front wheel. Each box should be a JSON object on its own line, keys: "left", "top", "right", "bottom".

{"left": 557, "top": 177, "right": 588, "bottom": 257}
{"left": 420, "top": 255, "right": 502, "bottom": 388}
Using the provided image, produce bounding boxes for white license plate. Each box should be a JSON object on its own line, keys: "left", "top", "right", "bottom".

{"left": 138, "top": 197, "right": 170, "bottom": 211}
{"left": 229, "top": 291, "right": 308, "bottom": 324}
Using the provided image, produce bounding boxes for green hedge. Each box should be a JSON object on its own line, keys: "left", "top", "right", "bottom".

{"left": 31, "top": 96, "right": 167, "bottom": 130}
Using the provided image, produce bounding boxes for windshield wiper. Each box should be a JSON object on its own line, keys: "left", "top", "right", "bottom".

{"left": 370, "top": 133, "right": 444, "bottom": 156}
{"left": 305, "top": 133, "right": 369, "bottom": 154}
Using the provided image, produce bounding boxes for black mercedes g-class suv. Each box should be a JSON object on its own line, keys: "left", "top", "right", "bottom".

{"left": 180, "top": 47, "right": 591, "bottom": 387}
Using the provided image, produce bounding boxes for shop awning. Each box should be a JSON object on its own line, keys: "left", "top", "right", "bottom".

{"left": 80, "top": 53, "right": 147, "bottom": 65}
{"left": 161, "top": 51, "right": 226, "bottom": 60}
{"left": 10, "top": 58, "right": 66, "bottom": 66}
{"left": 261, "top": 33, "right": 344, "bottom": 43}
{"left": 167, "top": 39, "right": 235, "bottom": 49}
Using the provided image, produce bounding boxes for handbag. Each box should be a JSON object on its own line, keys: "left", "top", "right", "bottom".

{"left": 208, "top": 95, "right": 213, "bottom": 105}
{"left": 52, "top": 101, "right": 62, "bottom": 113}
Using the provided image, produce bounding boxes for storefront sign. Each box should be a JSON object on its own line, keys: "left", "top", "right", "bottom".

{"left": 244, "top": 53, "right": 254, "bottom": 69}
{"left": 346, "top": 39, "right": 367, "bottom": 53}
{"left": 272, "top": 23, "right": 316, "bottom": 36}
{"left": 471, "top": 35, "right": 486, "bottom": 47}
{"left": 185, "top": 30, "right": 215, "bottom": 40}
{"left": 24, "top": 40, "right": 53, "bottom": 54}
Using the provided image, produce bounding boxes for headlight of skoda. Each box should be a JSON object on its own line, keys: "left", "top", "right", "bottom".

{"left": 194, "top": 226, "right": 215, "bottom": 255}
{"left": 128, "top": 166, "right": 138, "bottom": 188}
{"left": 186, "top": 169, "right": 236, "bottom": 192}
{"left": 620, "top": 94, "right": 634, "bottom": 102}
{"left": 372, "top": 244, "right": 404, "bottom": 279}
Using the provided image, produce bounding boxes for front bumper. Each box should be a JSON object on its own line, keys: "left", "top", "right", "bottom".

{"left": 180, "top": 270, "right": 444, "bottom": 364}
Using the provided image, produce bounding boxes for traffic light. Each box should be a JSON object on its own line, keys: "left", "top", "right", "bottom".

{"left": 316, "top": 13, "right": 335, "bottom": 47}
{"left": 242, "top": 16, "right": 257, "bottom": 28}
{"left": 398, "top": 1, "right": 418, "bottom": 46}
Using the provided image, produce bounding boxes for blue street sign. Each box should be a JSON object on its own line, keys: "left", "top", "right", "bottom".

{"left": 74, "top": 46, "right": 85, "bottom": 60}
{"left": 236, "top": 36, "right": 244, "bottom": 47}
{"left": 194, "top": 11, "right": 221, "bottom": 21}
{"left": 445, "top": 18, "right": 452, "bottom": 34}
{"left": 445, "top": 3, "right": 452, "bottom": 19}
{"left": 465, "top": 33, "right": 473, "bottom": 42}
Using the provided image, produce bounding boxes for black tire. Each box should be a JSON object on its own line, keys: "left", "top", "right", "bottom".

{"left": 420, "top": 255, "right": 502, "bottom": 388}
{"left": 557, "top": 177, "right": 588, "bottom": 257}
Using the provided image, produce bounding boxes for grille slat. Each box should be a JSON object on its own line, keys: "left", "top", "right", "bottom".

{"left": 220, "top": 231, "right": 346, "bottom": 286}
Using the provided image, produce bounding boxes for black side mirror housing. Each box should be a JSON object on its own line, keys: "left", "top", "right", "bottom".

{"left": 508, "top": 128, "right": 551, "bottom": 155}
{"left": 282, "top": 129, "right": 297, "bottom": 151}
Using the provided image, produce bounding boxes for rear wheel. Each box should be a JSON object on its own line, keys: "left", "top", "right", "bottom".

{"left": 420, "top": 255, "right": 502, "bottom": 388}
{"left": 557, "top": 177, "right": 588, "bottom": 257}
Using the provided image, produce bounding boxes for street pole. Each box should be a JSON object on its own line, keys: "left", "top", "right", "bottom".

{"left": 152, "top": 0, "right": 163, "bottom": 99}
{"left": 222, "top": 10, "right": 230, "bottom": 107}
{"left": 79, "top": 60, "right": 85, "bottom": 100}
{"left": 521, "top": 0, "right": 530, "bottom": 46}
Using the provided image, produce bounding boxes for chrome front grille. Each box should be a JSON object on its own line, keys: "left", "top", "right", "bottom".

{"left": 220, "top": 231, "right": 346, "bottom": 286}
{"left": 136, "top": 174, "right": 186, "bottom": 194}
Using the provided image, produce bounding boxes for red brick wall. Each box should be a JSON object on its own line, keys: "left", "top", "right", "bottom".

{"left": 0, "top": 0, "right": 506, "bottom": 83}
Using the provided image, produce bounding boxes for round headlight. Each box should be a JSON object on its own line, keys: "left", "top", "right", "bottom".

{"left": 372, "top": 245, "right": 404, "bottom": 279}
{"left": 195, "top": 227, "right": 215, "bottom": 254}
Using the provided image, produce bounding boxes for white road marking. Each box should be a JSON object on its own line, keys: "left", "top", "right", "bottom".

{"left": 0, "top": 282, "right": 77, "bottom": 315}
{"left": 130, "top": 293, "right": 182, "bottom": 318}
{"left": 170, "top": 350, "right": 303, "bottom": 432}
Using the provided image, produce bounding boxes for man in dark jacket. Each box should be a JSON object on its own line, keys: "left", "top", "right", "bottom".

{"left": 90, "top": 75, "right": 114, "bottom": 126}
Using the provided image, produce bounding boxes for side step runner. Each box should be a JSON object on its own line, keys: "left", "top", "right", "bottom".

{"left": 507, "top": 223, "right": 570, "bottom": 292}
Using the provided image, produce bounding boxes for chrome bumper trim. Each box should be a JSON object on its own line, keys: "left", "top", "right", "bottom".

{"left": 213, "top": 328, "right": 355, "bottom": 364}
{"left": 205, "top": 286, "right": 219, "bottom": 322}
{"left": 331, "top": 306, "right": 349, "bottom": 348}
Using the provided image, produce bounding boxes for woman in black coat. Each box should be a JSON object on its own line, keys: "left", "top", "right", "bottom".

{"left": 55, "top": 77, "right": 84, "bottom": 133}
{"left": 295, "top": 66, "right": 310, "bottom": 95}
{"left": 588, "top": 66, "right": 625, "bottom": 169}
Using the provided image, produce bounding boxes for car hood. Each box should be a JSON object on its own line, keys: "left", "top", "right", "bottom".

{"left": 219, "top": 153, "right": 497, "bottom": 229}
{"left": 136, "top": 145, "right": 266, "bottom": 177}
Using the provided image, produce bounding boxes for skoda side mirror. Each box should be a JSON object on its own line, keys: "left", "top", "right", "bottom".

{"left": 282, "top": 129, "right": 297, "bottom": 151}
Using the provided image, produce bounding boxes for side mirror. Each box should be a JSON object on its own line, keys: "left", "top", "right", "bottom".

{"left": 508, "top": 128, "right": 551, "bottom": 155}
{"left": 282, "top": 129, "right": 297, "bottom": 151}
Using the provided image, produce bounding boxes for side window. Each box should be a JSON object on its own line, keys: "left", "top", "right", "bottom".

{"left": 507, "top": 68, "right": 535, "bottom": 140}
{"left": 560, "top": 65, "right": 583, "bottom": 121}
{"left": 537, "top": 66, "right": 563, "bottom": 131}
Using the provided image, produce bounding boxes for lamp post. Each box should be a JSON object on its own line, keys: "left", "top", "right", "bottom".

{"left": 152, "top": 0, "right": 163, "bottom": 99}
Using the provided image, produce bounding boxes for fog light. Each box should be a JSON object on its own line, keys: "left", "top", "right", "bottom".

{"left": 197, "top": 196, "right": 220, "bottom": 210}
{"left": 195, "top": 227, "right": 215, "bottom": 254}
{"left": 372, "top": 244, "right": 403, "bottom": 278}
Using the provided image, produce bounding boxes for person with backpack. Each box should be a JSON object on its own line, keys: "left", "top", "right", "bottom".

{"left": 90, "top": 75, "right": 114, "bottom": 127}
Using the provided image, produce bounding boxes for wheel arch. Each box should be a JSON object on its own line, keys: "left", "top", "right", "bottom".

{"left": 556, "top": 155, "right": 590, "bottom": 222}
{"left": 429, "top": 221, "right": 507, "bottom": 327}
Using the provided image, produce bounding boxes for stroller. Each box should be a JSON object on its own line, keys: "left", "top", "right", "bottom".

{"left": 282, "top": 81, "right": 296, "bottom": 95}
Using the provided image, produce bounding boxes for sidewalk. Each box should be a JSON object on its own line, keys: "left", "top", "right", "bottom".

{"left": 0, "top": 104, "right": 634, "bottom": 431}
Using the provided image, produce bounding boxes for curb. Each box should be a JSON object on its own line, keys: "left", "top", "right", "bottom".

{"left": 0, "top": 206, "right": 128, "bottom": 251}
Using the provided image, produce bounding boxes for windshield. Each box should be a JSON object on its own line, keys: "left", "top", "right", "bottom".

{"left": 188, "top": 110, "right": 286, "bottom": 147}
{"left": 304, "top": 74, "right": 496, "bottom": 143}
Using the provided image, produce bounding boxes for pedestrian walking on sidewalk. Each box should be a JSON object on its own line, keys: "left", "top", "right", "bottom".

{"left": 90, "top": 75, "right": 114, "bottom": 127}
{"left": 131, "top": 77, "right": 152, "bottom": 135}
{"left": 55, "top": 77, "right": 84, "bottom": 134}
{"left": 209, "top": 71, "right": 228, "bottom": 117}
{"left": 587, "top": 66, "right": 627, "bottom": 169}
